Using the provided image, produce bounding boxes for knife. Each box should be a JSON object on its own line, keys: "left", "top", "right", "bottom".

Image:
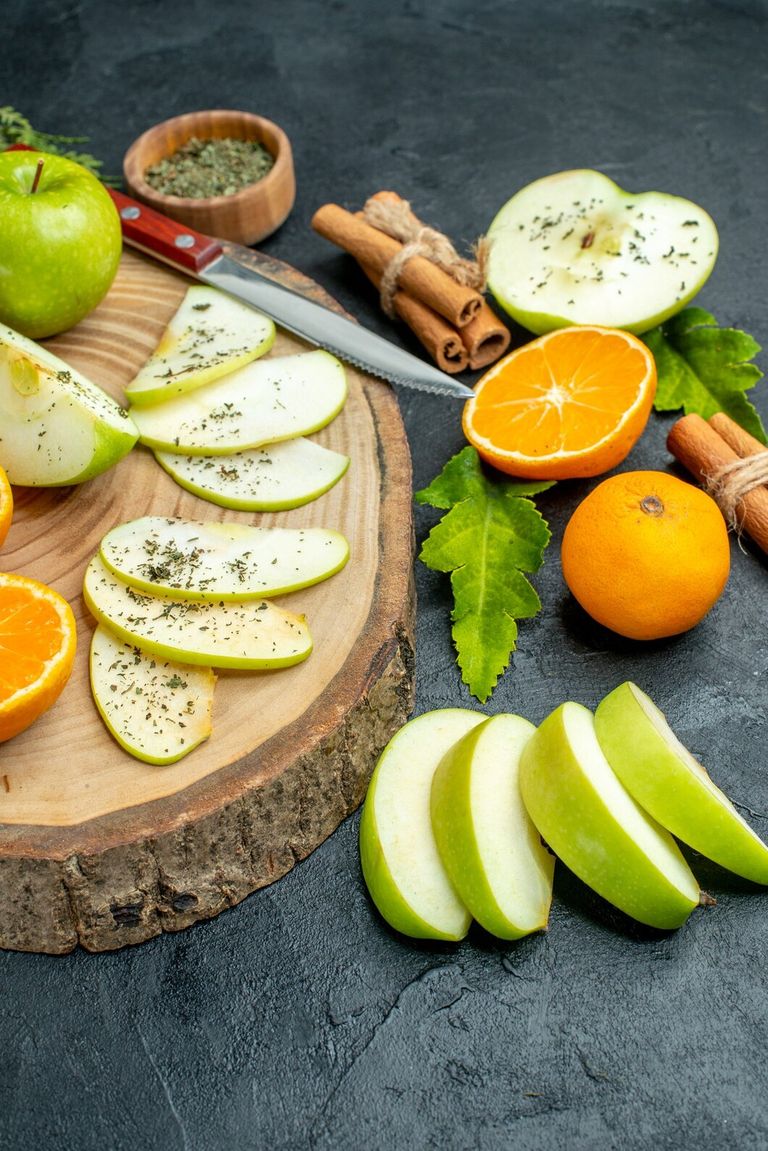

{"left": 107, "top": 189, "right": 475, "bottom": 400}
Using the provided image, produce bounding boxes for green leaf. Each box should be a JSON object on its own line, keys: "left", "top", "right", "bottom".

{"left": 643, "top": 307, "right": 766, "bottom": 443}
{"left": 416, "top": 446, "right": 553, "bottom": 703}
{"left": 415, "top": 444, "right": 553, "bottom": 509}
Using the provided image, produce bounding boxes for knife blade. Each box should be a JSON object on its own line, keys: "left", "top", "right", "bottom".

{"left": 107, "top": 189, "right": 475, "bottom": 400}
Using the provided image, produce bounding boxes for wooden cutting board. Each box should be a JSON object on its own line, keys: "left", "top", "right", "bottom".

{"left": 0, "top": 248, "right": 415, "bottom": 955}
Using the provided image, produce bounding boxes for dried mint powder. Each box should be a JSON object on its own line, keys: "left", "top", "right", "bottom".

{"left": 144, "top": 136, "right": 275, "bottom": 199}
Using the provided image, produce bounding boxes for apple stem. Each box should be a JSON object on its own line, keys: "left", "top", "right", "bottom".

{"left": 30, "top": 158, "right": 45, "bottom": 194}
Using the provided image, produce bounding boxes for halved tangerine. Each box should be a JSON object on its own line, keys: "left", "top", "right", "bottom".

{"left": 462, "top": 326, "right": 657, "bottom": 479}
{"left": 0, "top": 572, "right": 77, "bottom": 742}
{"left": 0, "top": 466, "right": 12, "bottom": 549}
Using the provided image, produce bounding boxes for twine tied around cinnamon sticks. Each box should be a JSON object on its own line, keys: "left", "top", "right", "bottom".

{"left": 668, "top": 412, "right": 768, "bottom": 554}
{"left": 705, "top": 451, "right": 768, "bottom": 527}
{"left": 312, "top": 191, "right": 509, "bottom": 373}
{"left": 361, "top": 194, "right": 488, "bottom": 318}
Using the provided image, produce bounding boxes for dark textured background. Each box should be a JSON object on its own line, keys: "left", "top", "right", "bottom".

{"left": 3, "top": 2, "right": 768, "bottom": 1147}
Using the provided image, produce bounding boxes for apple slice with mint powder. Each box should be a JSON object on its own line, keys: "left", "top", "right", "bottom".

{"left": 0, "top": 324, "right": 138, "bottom": 485}
{"left": 359, "top": 709, "right": 485, "bottom": 941}
{"left": 430, "top": 714, "right": 555, "bottom": 940}
{"left": 154, "top": 437, "right": 350, "bottom": 511}
{"left": 83, "top": 554, "right": 312, "bottom": 669}
{"left": 519, "top": 702, "right": 701, "bottom": 929}
{"left": 595, "top": 682, "right": 768, "bottom": 885}
{"left": 129, "top": 349, "right": 347, "bottom": 455}
{"left": 90, "top": 624, "right": 216, "bottom": 765}
{"left": 100, "top": 516, "right": 349, "bottom": 600}
{"left": 487, "top": 169, "right": 718, "bottom": 335}
{"left": 125, "top": 285, "right": 275, "bottom": 406}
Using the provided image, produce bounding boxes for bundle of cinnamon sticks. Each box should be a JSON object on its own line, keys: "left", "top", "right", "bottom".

{"left": 312, "top": 191, "right": 511, "bottom": 374}
{"left": 668, "top": 412, "right": 768, "bottom": 554}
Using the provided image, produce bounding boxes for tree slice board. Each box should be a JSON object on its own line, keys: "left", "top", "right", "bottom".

{"left": 0, "top": 248, "right": 415, "bottom": 955}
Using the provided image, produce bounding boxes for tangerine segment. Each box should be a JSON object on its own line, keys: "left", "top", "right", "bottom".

{"left": 463, "top": 326, "right": 656, "bottom": 479}
{"left": 0, "top": 572, "right": 77, "bottom": 742}
{"left": 0, "top": 466, "right": 11, "bottom": 549}
{"left": 561, "top": 471, "right": 730, "bottom": 640}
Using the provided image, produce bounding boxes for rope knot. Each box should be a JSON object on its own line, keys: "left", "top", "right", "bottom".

{"left": 362, "top": 194, "right": 487, "bottom": 319}
{"left": 702, "top": 449, "right": 768, "bottom": 529}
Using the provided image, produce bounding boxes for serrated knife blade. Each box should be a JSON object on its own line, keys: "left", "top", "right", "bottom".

{"left": 108, "top": 190, "right": 475, "bottom": 400}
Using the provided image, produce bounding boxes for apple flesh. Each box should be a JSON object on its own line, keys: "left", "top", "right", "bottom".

{"left": 0, "top": 151, "right": 122, "bottom": 338}
{"left": 0, "top": 324, "right": 138, "bottom": 485}
{"left": 519, "top": 702, "right": 701, "bottom": 929}
{"left": 430, "top": 714, "right": 554, "bottom": 939}
{"left": 83, "top": 554, "right": 312, "bottom": 669}
{"left": 99, "top": 516, "right": 349, "bottom": 600}
{"left": 595, "top": 682, "right": 768, "bottom": 885}
{"left": 125, "top": 285, "right": 275, "bottom": 406}
{"left": 360, "top": 709, "right": 485, "bottom": 940}
{"left": 487, "top": 169, "right": 718, "bottom": 335}
{"left": 154, "top": 437, "right": 350, "bottom": 511}
{"left": 90, "top": 624, "right": 215, "bottom": 765}
{"left": 129, "top": 349, "right": 347, "bottom": 455}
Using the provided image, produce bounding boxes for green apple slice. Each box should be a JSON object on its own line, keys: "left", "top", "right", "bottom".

{"left": 360, "top": 709, "right": 485, "bottom": 940}
{"left": 487, "top": 169, "right": 718, "bottom": 335}
{"left": 83, "top": 554, "right": 312, "bottom": 669}
{"left": 125, "top": 285, "right": 275, "bottom": 406}
{"left": 154, "top": 438, "right": 350, "bottom": 511}
{"left": 100, "top": 516, "right": 349, "bottom": 600}
{"left": 130, "top": 349, "right": 347, "bottom": 455}
{"left": 595, "top": 682, "right": 768, "bottom": 885}
{"left": 519, "top": 702, "right": 701, "bottom": 929}
{"left": 430, "top": 714, "right": 554, "bottom": 940}
{"left": 90, "top": 624, "right": 215, "bottom": 765}
{"left": 0, "top": 323, "right": 138, "bottom": 485}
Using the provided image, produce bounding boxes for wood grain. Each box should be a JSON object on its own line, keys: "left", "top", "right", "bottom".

{"left": 0, "top": 248, "right": 415, "bottom": 954}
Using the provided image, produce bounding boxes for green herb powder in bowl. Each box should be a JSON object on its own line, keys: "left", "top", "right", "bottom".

{"left": 144, "top": 136, "right": 275, "bottom": 199}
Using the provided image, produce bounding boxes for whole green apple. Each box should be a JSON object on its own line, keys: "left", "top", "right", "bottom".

{"left": 0, "top": 150, "right": 122, "bottom": 338}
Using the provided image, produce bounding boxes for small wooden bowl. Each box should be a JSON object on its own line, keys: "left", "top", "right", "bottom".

{"left": 123, "top": 109, "right": 295, "bottom": 245}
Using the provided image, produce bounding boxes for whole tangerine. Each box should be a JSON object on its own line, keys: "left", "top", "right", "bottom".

{"left": 561, "top": 470, "right": 730, "bottom": 640}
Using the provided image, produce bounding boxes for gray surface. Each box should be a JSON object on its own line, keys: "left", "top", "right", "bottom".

{"left": 3, "top": 1, "right": 768, "bottom": 1147}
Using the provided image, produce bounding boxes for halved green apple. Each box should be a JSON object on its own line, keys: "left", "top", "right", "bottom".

{"left": 100, "top": 516, "right": 349, "bottom": 600}
{"left": 519, "top": 702, "right": 701, "bottom": 929}
{"left": 83, "top": 554, "right": 312, "bottom": 669}
{"left": 487, "top": 169, "right": 718, "bottom": 335}
{"left": 0, "top": 323, "right": 138, "bottom": 485}
{"left": 430, "top": 714, "right": 554, "bottom": 940}
{"left": 595, "top": 682, "right": 768, "bottom": 885}
{"left": 90, "top": 624, "right": 216, "bottom": 765}
{"left": 125, "top": 285, "right": 275, "bottom": 406}
{"left": 129, "top": 349, "right": 347, "bottom": 455}
{"left": 360, "top": 709, "right": 485, "bottom": 940}
{"left": 154, "top": 438, "right": 350, "bottom": 511}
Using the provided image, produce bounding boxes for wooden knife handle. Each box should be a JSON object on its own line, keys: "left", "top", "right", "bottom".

{"left": 107, "top": 188, "right": 223, "bottom": 273}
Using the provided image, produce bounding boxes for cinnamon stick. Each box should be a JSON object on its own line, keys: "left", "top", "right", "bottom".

{"left": 709, "top": 412, "right": 766, "bottom": 459}
{"left": 358, "top": 260, "right": 469, "bottom": 373}
{"left": 459, "top": 303, "right": 512, "bottom": 370}
{"left": 667, "top": 413, "right": 768, "bottom": 554}
{"left": 365, "top": 190, "right": 511, "bottom": 369}
{"left": 312, "top": 203, "right": 483, "bottom": 328}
